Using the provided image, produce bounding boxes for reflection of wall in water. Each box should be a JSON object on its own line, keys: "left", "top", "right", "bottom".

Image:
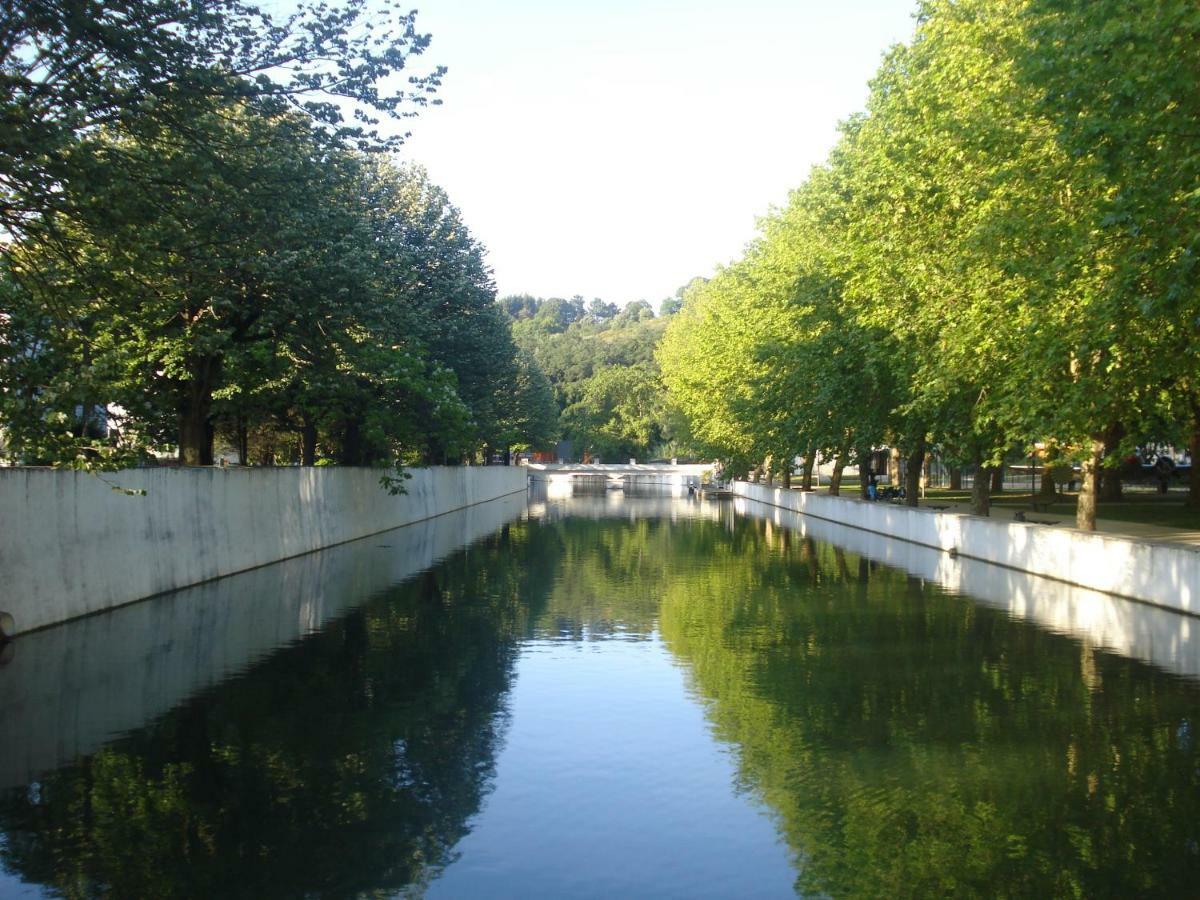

{"left": 734, "top": 481, "right": 1200, "bottom": 614}
{"left": 0, "top": 528, "right": 529, "bottom": 900}
{"left": 0, "top": 493, "right": 527, "bottom": 790}
{"left": 527, "top": 484, "right": 732, "bottom": 526}
{"left": 0, "top": 465, "right": 527, "bottom": 634}
{"left": 622, "top": 481, "right": 694, "bottom": 497}
{"left": 734, "top": 498, "right": 1200, "bottom": 681}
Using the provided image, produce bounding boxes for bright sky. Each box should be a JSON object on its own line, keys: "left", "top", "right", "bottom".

{"left": 392, "top": 0, "right": 920, "bottom": 306}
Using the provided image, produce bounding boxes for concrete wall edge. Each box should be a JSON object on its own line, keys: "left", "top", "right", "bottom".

{"left": 733, "top": 481, "right": 1199, "bottom": 616}
{"left": 0, "top": 466, "right": 528, "bottom": 635}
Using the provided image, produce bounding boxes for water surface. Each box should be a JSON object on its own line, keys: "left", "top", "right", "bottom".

{"left": 2, "top": 492, "right": 1199, "bottom": 898}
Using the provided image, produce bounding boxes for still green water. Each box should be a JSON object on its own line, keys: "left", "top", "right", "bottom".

{"left": 2, "top": 493, "right": 1200, "bottom": 898}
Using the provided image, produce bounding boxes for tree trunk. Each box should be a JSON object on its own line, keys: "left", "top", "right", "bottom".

{"left": 1099, "top": 471, "right": 1123, "bottom": 501}
{"left": 801, "top": 450, "right": 816, "bottom": 491}
{"left": 178, "top": 396, "right": 214, "bottom": 466}
{"left": 1076, "top": 437, "right": 1105, "bottom": 531}
{"left": 1095, "top": 422, "right": 1126, "bottom": 502}
{"left": 301, "top": 421, "right": 317, "bottom": 466}
{"left": 888, "top": 446, "right": 901, "bottom": 488}
{"left": 1039, "top": 468, "right": 1058, "bottom": 502}
{"left": 764, "top": 455, "right": 774, "bottom": 486}
{"left": 949, "top": 468, "right": 962, "bottom": 491}
{"left": 340, "top": 418, "right": 364, "bottom": 466}
{"left": 178, "top": 409, "right": 211, "bottom": 465}
{"left": 1099, "top": 460, "right": 1123, "bottom": 504}
{"left": 236, "top": 416, "right": 249, "bottom": 466}
{"left": 177, "top": 356, "right": 218, "bottom": 466}
{"left": 904, "top": 437, "right": 925, "bottom": 507}
{"left": 75, "top": 395, "right": 91, "bottom": 438}
{"left": 781, "top": 466, "right": 791, "bottom": 489}
{"left": 990, "top": 464, "right": 1005, "bottom": 493}
{"left": 75, "top": 344, "right": 99, "bottom": 443}
{"left": 970, "top": 457, "right": 991, "bottom": 517}
{"left": 1188, "top": 408, "right": 1200, "bottom": 509}
{"left": 829, "top": 455, "right": 846, "bottom": 496}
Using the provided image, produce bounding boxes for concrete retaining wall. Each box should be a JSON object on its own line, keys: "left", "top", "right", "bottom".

{"left": 0, "top": 465, "right": 527, "bottom": 635}
{"left": 734, "top": 481, "right": 1200, "bottom": 615}
{"left": 0, "top": 492, "right": 527, "bottom": 788}
{"left": 734, "top": 497, "right": 1200, "bottom": 680}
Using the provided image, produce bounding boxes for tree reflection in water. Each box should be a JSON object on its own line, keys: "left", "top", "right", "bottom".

{"left": 0, "top": 522, "right": 556, "bottom": 900}
{"left": 657, "top": 518, "right": 1200, "bottom": 898}
{"left": 3, "top": 507, "right": 1200, "bottom": 898}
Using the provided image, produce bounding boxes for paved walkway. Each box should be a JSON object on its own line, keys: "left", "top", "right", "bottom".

{"left": 917, "top": 498, "right": 1200, "bottom": 548}
{"left": 790, "top": 484, "right": 1200, "bottom": 547}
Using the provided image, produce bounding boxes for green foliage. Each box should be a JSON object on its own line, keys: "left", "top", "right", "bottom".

{"left": 0, "top": 103, "right": 506, "bottom": 468}
{"left": 3, "top": 509, "right": 1199, "bottom": 895}
{"left": 0, "top": 0, "right": 553, "bottom": 471}
{"left": 0, "top": 521, "right": 555, "bottom": 898}
{"left": 658, "top": 0, "right": 1200, "bottom": 519}
{"left": 654, "top": 513, "right": 1200, "bottom": 897}
{"left": 1, "top": 0, "right": 443, "bottom": 241}
{"left": 500, "top": 293, "right": 697, "bottom": 459}
{"left": 502, "top": 351, "right": 560, "bottom": 452}
{"left": 562, "top": 363, "right": 664, "bottom": 461}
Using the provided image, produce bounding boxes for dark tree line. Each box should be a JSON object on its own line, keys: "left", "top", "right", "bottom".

{"left": 0, "top": 0, "right": 555, "bottom": 468}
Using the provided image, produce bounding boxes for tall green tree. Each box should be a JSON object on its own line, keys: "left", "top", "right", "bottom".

{"left": 1017, "top": 0, "right": 1200, "bottom": 508}
{"left": 1, "top": 0, "right": 442, "bottom": 240}
{"left": 363, "top": 162, "right": 516, "bottom": 462}
{"left": 500, "top": 350, "right": 559, "bottom": 455}
{"left": 4, "top": 102, "right": 386, "bottom": 464}
{"left": 561, "top": 362, "right": 665, "bottom": 461}
{"left": 0, "top": 105, "right": 510, "bottom": 469}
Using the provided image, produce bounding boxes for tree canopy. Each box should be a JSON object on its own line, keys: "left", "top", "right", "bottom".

{"left": 2, "top": 0, "right": 442, "bottom": 237}
{"left": 0, "top": 0, "right": 553, "bottom": 470}
{"left": 658, "top": 0, "right": 1200, "bottom": 525}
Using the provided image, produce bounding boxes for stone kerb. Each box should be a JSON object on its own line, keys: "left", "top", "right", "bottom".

{"left": 733, "top": 481, "right": 1200, "bottom": 614}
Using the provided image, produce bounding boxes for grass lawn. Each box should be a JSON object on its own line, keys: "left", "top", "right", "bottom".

{"left": 921, "top": 487, "right": 1200, "bottom": 529}
{"left": 780, "top": 476, "right": 1200, "bottom": 529}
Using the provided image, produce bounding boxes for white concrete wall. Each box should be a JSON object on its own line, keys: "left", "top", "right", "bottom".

{"left": 734, "top": 482, "right": 1200, "bottom": 615}
{"left": 0, "top": 466, "right": 527, "bottom": 635}
{"left": 734, "top": 497, "right": 1200, "bottom": 680}
{"left": 0, "top": 492, "right": 527, "bottom": 788}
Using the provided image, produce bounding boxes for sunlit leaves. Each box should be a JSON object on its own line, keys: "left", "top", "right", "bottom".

{"left": 660, "top": 0, "right": 1200, "bottom": 517}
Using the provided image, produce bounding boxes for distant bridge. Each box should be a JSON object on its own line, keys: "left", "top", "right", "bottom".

{"left": 525, "top": 462, "right": 715, "bottom": 494}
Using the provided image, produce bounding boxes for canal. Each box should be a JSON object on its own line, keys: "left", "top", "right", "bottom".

{"left": 1, "top": 489, "right": 1199, "bottom": 897}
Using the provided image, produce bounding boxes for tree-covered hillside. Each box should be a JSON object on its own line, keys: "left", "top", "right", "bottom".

{"left": 498, "top": 292, "right": 699, "bottom": 462}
